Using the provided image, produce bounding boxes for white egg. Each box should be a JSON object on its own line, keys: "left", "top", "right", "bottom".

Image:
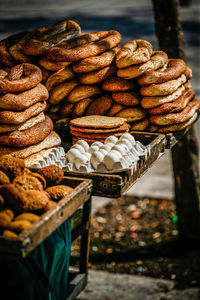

{"left": 104, "top": 136, "right": 118, "bottom": 145}
{"left": 99, "top": 148, "right": 108, "bottom": 156}
{"left": 119, "top": 133, "right": 135, "bottom": 145}
{"left": 103, "top": 152, "right": 121, "bottom": 171}
{"left": 117, "top": 139, "right": 132, "bottom": 150}
{"left": 104, "top": 142, "right": 115, "bottom": 149}
{"left": 74, "top": 154, "right": 89, "bottom": 169}
{"left": 109, "top": 150, "right": 122, "bottom": 159}
{"left": 100, "top": 145, "right": 112, "bottom": 152}
{"left": 76, "top": 140, "right": 89, "bottom": 151}
{"left": 91, "top": 141, "right": 104, "bottom": 148}
{"left": 66, "top": 148, "right": 81, "bottom": 163}
{"left": 71, "top": 144, "right": 85, "bottom": 153}
{"left": 91, "top": 151, "right": 104, "bottom": 169}
{"left": 111, "top": 144, "right": 127, "bottom": 156}
{"left": 84, "top": 152, "right": 91, "bottom": 160}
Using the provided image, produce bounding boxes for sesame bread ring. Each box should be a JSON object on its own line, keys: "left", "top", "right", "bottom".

{"left": 117, "top": 51, "right": 168, "bottom": 79}
{"left": 116, "top": 39, "right": 153, "bottom": 68}
{"left": 23, "top": 20, "right": 81, "bottom": 56}
{"left": 72, "top": 47, "right": 120, "bottom": 73}
{"left": 39, "top": 56, "right": 71, "bottom": 71}
{"left": 130, "top": 118, "right": 149, "bottom": 131}
{"left": 85, "top": 94, "right": 113, "bottom": 115}
{"left": 72, "top": 98, "right": 93, "bottom": 118}
{"left": 47, "top": 30, "right": 121, "bottom": 62}
{"left": 115, "top": 106, "right": 147, "bottom": 123}
{"left": 0, "top": 115, "right": 53, "bottom": 147}
{"left": 59, "top": 102, "right": 75, "bottom": 117}
{"left": 45, "top": 66, "right": 75, "bottom": 91}
{"left": 0, "top": 63, "right": 42, "bottom": 93}
{"left": 49, "top": 79, "right": 79, "bottom": 105}
{"left": 149, "top": 88, "right": 195, "bottom": 115}
{"left": 0, "top": 83, "right": 48, "bottom": 111}
{"left": 107, "top": 103, "right": 124, "bottom": 116}
{"left": 140, "top": 73, "right": 188, "bottom": 97}
{"left": 0, "top": 101, "right": 47, "bottom": 125}
{"left": 67, "top": 85, "right": 102, "bottom": 103}
{"left": 79, "top": 64, "right": 116, "bottom": 85}
{"left": 102, "top": 76, "right": 136, "bottom": 92}
{"left": 149, "top": 98, "right": 200, "bottom": 126}
{"left": 111, "top": 91, "right": 140, "bottom": 106}
{"left": 138, "top": 58, "right": 187, "bottom": 85}
{"left": 140, "top": 84, "right": 187, "bottom": 109}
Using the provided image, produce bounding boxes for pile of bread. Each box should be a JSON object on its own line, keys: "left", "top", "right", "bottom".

{"left": 0, "top": 156, "right": 73, "bottom": 237}
{"left": 0, "top": 18, "right": 199, "bottom": 137}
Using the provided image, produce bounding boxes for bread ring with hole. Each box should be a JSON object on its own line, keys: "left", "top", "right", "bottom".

{"left": 67, "top": 85, "right": 102, "bottom": 103}
{"left": 111, "top": 91, "right": 140, "bottom": 106}
{"left": 85, "top": 94, "right": 113, "bottom": 115}
{"left": 0, "top": 83, "right": 48, "bottom": 111}
{"left": 23, "top": 20, "right": 81, "bottom": 56}
{"left": 39, "top": 56, "right": 71, "bottom": 71}
{"left": 49, "top": 79, "right": 79, "bottom": 105}
{"left": 130, "top": 118, "right": 149, "bottom": 131}
{"left": 138, "top": 58, "right": 187, "bottom": 85}
{"left": 114, "top": 106, "right": 147, "bottom": 122}
{"left": 45, "top": 66, "right": 75, "bottom": 91}
{"left": 149, "top": 98, "right": 200, "bottom": 126}
{"left": 149, "top": 88, "right": 195, "bottom": 115}
{"left": 72, "top": 98, "right": 93, "bottom": 118}
{"left": 72, "top": 47, "right": 120, "bottom": 73}
{"left": 117, "top": 51, "right": 168, "bottom": 79}
{"left": 47, "top": 30, "right": 121, "bottom": 62}
{"left": 116, "top": 39, "right": 153, "bottom": 68}
{"left": 106, "top": 103, "right": 124, "bottom": 116}
{"left": 79, "top": 64, "right": 116, "bottom": 85}
{"left": 102, "top": 76, "right": 136, "bottom": 92}
{"left": 0, "top": 63, "right": 42, "bottom": 93}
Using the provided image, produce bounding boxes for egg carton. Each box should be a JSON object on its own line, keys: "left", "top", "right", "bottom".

{"left": 31, "top": 146, "right": 67, "bottom": 169}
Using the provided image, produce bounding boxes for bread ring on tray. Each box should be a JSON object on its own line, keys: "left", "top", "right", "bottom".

{"left": 106, "top": 103, "right": 124, "bottom": 116}
{"left": 116, "top": 39, "right": 153, "bottom": 68}
{"left": 149, "top": 98, "right": 200, "bottom": 126}
{"left": 85, "top": 94, "right": 113, "bottom": 115}
{"left": 0, "top": 63, "right": 42, "bottom": 93}
{"left": 72, "top": 98, "right": 93, "bottom": 118}
{"left": 0, "top": 83, "right": 48, "bottom": 111}
{"left": 117, "top": 50, "right": 168, "bottom": 79}
{"left": 38, "top": 56, "right": 71, "bottom": 71}
{"left": 49, "top": 79, "right": 79, "bottom": 105}
{"left": 79, "top": 64, "right": 116, "bottom": 85}
{"left": 0, "top": 101, "right": 47, "bottom": 125}
{"left": 102, "top": 76, "right": 136, "bottom": 92}
{"left": 47, "top": 30, "right": 121, "bottom": 62}
{"left": 45, "top": 66, "right": 75, "bottom": 92}
{"left": 149, "top": 88, "right": 195, "bottom": 115}
{"left": 72, "top": 47, "right": 120, "bottom": 73}
{"left": 138, "top": 58, "right": 187, "bottom": 85}
{"left": 23, "top": 20, "right": 81, "bottom": 56}
{"left": 111, "top": 91, "right": 140, "bottom": 106}
{"left": 115, "top": 106, "right": 147, "bottom": 122}
{"left": 67, "top": 85, "right": 102, "bottom": 103}
{"left": 130, "top": 118, "right": 149, "bottom": 131}
{"left": 0, "top": 115, "right": 53, "bottom": 147}
{"left": 59, "top": 102, "right": 75, "bottom": 117}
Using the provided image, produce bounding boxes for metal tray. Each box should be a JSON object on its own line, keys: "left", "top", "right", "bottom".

{"left": 0, "top": 176, "right": 93, "bottom": 259}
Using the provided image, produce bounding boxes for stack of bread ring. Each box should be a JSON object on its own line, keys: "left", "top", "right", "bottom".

{"left": 0, "top": 63, "right": 61, "bottom": 166}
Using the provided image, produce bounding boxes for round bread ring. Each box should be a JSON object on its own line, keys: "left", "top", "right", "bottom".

{"left": 149, "top": 98, "right": 200, "bottom": 126}
{"left": 102, "top": 76, "right": 136, "bottom": 92}
{"left": 117, "top": 51, "right": 168, "bottom": 79}
{"left": 0, "top": 101, "right": 47, "bottom": 125}
{"left": 140, "top": 73, "right": 187, "bottom": 97}
{"left": 72, "top": 98, "right": 93, "bottom": 118}
{"left": 111, "top": 91, "right": 140, "bottom": 106}
{"left": 107, "top": 103, "right": 124, "bottom": 116}
{"left": 0, "top": 116, "right": 53, "bottom": 147}
{"left": 67, "top": 85, "right": 102, "bottom": 103}
{"left": 130, "top": 118, "right": 149, "bottom": 131}
{"left": 116, "top": 39, "right": 153, "bottom": 68}
{"left": 45, "top": 66, "right": 75, "bottom": 91}
{"left": 0, "top": 63, "right": 42, "bottom": 93}
{"left": 149, "top": 88, "right": 195, "bottom": 115}
{"left": 49, "top": 79, "right": 79, "bottom": 105}
{"left": 23, "top": 20, "right": 81, "bottom": 56}
{"left": 140, "top": 84, "right": 187, "bottom": 109}
{"left": 138, "top": 58, "right": 187, "bottom": 85}
{"left": 79, "top": 64, "right": 116, "bottom": 85}
{"left": 39, "top": 56, "right": 71, "bottom": 71}
{"left": 115, "top": 106, "right": 147, "bottom": 123}
{"left": 59, "top": 102, "right": 75, "bottom": 117}
{"left": 0, "top": 83, "right": 48, "bottom": 111}
{"left": 72, "top": 47, "right": 120, "bottom": 73}
{"left": 47, "top": 30, "right": 121, "bottom": 62}
{"left": 85, "top": 94, "right": 113, "bottom": 115}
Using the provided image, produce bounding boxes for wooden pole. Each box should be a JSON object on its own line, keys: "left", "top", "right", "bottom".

{"left": 152, "top": 0, "right": 200, "bottom": 241}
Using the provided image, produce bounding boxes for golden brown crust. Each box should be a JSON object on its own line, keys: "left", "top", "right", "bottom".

{"left": 59, "top": 102, "right": 74, "bottom": 117}
{"left": 45, "top": 66, "right": 75, "bottom": 91}
{"left": 49, "top": 79, "right": 79, "bottom": 105}
{"left": 130, "top": 118, "right": 149, "bottom": 131}
{"left": 102, "top": 76, "right": 136, "bottom": 92}
{"left": 79, "top": 64, "right": 116, "bottom": 85}
{"left": 15, "top": 212, "right": 40, "bottom": 223}
{"left": 0, "top": 170, "right": 10, "bottom": 185}
{"left": 85, "top": 94, "right": 113, "bottom": 116}
{"left": 70, "top": 128, "right": 129, "bottom": 139}
{"left": 37, "top": 165, "right": 64, "bottom": 187}
{"left": 0, "top": 155, "right": 25, "bottom": 180}
{"left": 70, "top": 115, "right": 126, "bottom": 128}
{"left": 106, "top": 103, "right": 124, "bottom": 117}
{"left": 39, "top": 56, "right": 71, "bottom": 71}
{"left": 2, "top": 229, "right": 18, "bottom": 238}
{"left": 67, "top": 85, "right": 102, "bottom": 103}
{"left": 0, "top": 116, "right": 53, "bottom": 147}
{"left": 47, "top": 30, "right": 121, "bottom": 62}
{"left": 115, "top": 106, "right": 147, "bottom": 123}
{"left": 0, "top": 209, "right": 15, "bottom": 227}
{"left": 70, "top": 122, "right": 129, "bottom": 133}
{"left": 45, "top": 185, "right": 74, "bottom": 201}
{"left": 111, "top": 91, "right": 140, "bottom": 106}
{"left": 72, "top": 98, "right": 93, "bottom": 118}
{"left": 13, "top": 174, "right": 44, "bottom": 191}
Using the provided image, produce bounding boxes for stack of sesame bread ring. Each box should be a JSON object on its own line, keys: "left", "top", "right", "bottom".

{"left": 0, "top": 63, "right": 61, "bottom": 166}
